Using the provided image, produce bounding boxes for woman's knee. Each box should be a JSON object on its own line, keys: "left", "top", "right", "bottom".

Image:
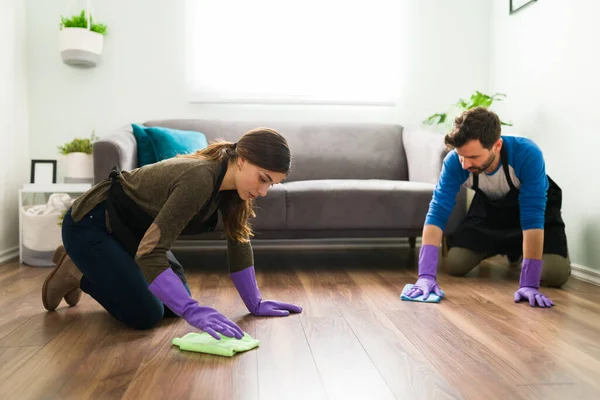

{"left": 541, "top": 254, "right": 571, "bottom": 288}
{"left": 445, "top": 247, "right": 485, "bottom": 276}
{"left": 126, "top": 302, "right": 165, "bottom": 330}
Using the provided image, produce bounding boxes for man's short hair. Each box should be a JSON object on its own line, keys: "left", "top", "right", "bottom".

{"left": 444, "top": 107, "right": 501, "bottom": 150}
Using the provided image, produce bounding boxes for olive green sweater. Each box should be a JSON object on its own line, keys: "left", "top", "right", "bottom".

{"left": 70, "top": 157, "right": 254, "bottom": 284}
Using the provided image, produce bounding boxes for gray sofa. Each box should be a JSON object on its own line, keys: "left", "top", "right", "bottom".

{"left": 93, "top": 119, "right": 466, "bottom": 249}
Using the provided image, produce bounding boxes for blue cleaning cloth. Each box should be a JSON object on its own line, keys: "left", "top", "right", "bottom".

{"left": 400, "top": 283, "right": 445, "bottom": 303}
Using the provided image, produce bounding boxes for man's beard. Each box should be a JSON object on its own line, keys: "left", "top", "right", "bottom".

{"left": 468, "top": 152, "right": 496, "bottom": 175}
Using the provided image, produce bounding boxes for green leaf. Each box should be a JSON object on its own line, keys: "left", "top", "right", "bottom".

{"left": 60, "top": 9, "right": 107, "bottom": 35}
{"left": 424, "top": 90, "right": 513, "bottom": 130}
{"left": 57, "top": 131, "right": 99, "bottom": 155}
{"left": 423, "top": 113, "right": 447, "bottom": 125}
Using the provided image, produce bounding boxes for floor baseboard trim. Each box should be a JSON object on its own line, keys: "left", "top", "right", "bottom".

{"left": 172, "top": 237, "right": 414, "bottom": 252}
{"left": 571, "top": 263, "right": 600, "bottom": 286}
{"left": 0, "top": 247, "right": 19, "bottom": 265}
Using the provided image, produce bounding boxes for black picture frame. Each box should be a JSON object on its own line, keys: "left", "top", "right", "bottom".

{"left": 30, "top": 160, "right": 57, "bottom": 184}
{"left": 510, "top": 0, "right": 537, "bottom": 15}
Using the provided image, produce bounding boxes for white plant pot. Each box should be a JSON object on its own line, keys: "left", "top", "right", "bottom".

{"left": 60, "top": 27, "right": 103, "bottom": 67}
{"left": 65, "top": 152, "right": 93, "bottom": 179}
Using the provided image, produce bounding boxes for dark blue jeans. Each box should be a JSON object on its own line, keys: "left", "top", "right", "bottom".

{"left": 62, "top": 201, "right": 189, "bottom": 330}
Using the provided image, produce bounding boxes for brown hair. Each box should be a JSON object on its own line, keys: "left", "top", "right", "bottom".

{"left": 444, "top": 107, "right": 501, "bottom": 150}
{"left": 180, "top": 127, "right": 290, "bottom": 243}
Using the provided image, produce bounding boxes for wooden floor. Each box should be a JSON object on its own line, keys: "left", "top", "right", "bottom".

{"left": 0, "top": 248, "right": 599, "bottom": 400}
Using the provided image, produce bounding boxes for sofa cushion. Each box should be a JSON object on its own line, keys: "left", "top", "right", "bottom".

{"left": 213, "top": 184, "right": 287, "bottom": 232}
{"left": 284, "top": 179, "right": 435, "bottom": 230}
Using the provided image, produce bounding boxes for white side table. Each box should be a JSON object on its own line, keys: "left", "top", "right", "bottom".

{"left": 19, "top": 183, "right": 92, "bottom": 265}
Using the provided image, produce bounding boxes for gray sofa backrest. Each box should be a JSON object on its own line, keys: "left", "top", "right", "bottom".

{"left": 143, "top": 119, "right": 409, "bottom": 182}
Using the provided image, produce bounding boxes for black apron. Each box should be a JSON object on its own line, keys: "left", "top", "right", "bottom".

{"left": 105, "top": 158, "right": 228, "bottom": 258}
{"left": 446, "top": 145, "right": 568, "bottom": 259}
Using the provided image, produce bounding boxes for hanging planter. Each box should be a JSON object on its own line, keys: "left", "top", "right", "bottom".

{"left": 59, "top": 4, "right": 107, "bottom": 68}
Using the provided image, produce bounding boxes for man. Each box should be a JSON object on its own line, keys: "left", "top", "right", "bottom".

{"left": 403, "top": 107, "right": 570, "bottom": 308}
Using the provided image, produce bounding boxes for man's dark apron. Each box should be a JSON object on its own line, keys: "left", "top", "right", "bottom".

{"left": 447, "top": 146, "right": 568, "bottom": 259}
{"left": 104, "top": 158, "right": 228, "bottom": 282}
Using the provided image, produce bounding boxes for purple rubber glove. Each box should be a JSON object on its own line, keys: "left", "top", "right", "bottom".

{"left": 404, "top": 244, "right": 443, "bottom": 300}
{"left": 514, "top": 258, "right": 554, "bottom": 308}
{"left": 230, "top": 266, "right": 303, "bottom": 317}
{"left": 149, "top": 268, "right": 244, "bottom": 340}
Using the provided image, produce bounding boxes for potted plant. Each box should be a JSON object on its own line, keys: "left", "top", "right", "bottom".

{"left": 58, "top": 131, "right": 98, "bottom": 183}
{"left": 423, "top": 91, "right": 513, "bottom": 132}
{"left": 59, "top": 8, "right": 107, "bottom": 67}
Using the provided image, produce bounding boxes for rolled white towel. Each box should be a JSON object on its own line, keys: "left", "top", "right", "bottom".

{"left": 25, "top": 193, "right": 74, "bottom": 216}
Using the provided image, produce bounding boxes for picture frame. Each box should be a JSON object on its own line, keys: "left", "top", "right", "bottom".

{"left": 30, "top": 160, "right": 57, "bottom": 184}
{"left": 510, "top": 0, "right": 537, "bottom": 15}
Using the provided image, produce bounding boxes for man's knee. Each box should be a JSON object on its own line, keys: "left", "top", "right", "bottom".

{"left": 446, "top": 247, "right": 485, "bottom": 276}
{"left": 541, "top": 254, "right": 571, "bottom": 288}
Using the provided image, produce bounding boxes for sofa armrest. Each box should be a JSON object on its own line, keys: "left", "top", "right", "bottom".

{"left": 93, "top": 125, "right": 138, "bottom": 184}
{"left": 444, "top": 186, "right": 467, "bottom": 236}
{"left": 402, "top": 127, "right": 449, "bottom": 185}
{"left": 402, "top": 126, "right": 467, "bottom": 236}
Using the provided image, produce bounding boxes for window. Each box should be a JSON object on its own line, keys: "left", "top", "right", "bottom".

{"left": 185, "top": 0, "right": 403, "bottom": 105}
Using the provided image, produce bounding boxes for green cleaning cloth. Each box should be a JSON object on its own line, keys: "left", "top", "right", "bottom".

{"left": 172, "top": 332, "right": 260, "bottom": 357}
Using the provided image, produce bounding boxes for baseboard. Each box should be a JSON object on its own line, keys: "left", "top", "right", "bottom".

{"left": 173, "top": 237, "right": 414, "bottom": 251}
{"left": 0, "top": 247, "right": 19, "bottom": 265}
{"left": 571, "top": 263, "right": 600, "bottom": 286}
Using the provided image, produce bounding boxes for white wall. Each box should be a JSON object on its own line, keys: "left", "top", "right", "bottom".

{"left": 0, "top": 0, "right": 30, "bottom": 263}
{"left": 490, "top": 0, "right": 600, "bottom": 270}
{"left": 26, "top": 0, "right": 491, "bottom": 165}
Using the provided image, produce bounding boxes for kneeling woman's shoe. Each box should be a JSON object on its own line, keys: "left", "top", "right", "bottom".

{"left": 42, "top": 245, "right": 83, "bottom": 311}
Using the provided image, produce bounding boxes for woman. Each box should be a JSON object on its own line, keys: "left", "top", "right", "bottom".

{"left": 42, "top": 127, "right": 302, "bottom": 339}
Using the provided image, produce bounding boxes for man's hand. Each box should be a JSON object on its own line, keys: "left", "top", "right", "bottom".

{"left": 515, "top": 258, "right": 554, "bottom": 308}
{"left": 514, "top": 287, "right": 554, "bottom": 308}
{"left": 403, "top": 243, "right": 442, "bottom": 301}
{"left": 404, "top": 275, "right": 443, "bottom": 300}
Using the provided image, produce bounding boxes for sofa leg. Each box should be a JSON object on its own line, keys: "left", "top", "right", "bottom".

{"left": 409, "top": 237, "right": 416, "bottom": 249}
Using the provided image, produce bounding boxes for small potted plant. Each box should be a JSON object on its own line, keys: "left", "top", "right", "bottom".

{"left": 59, "top": 9, "right": 107, "bottom": 67}
{"left": 58, "top": 131, "right": 98, "bottom": 183}
{"left": 423, "top": 91, "right": 513, "bottom": 133}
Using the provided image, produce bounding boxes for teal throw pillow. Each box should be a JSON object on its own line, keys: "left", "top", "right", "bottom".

{"left": 131, "top": 124, "right": 209, "bottom": 166}
{"left": 131, "top": 124, "right": 158, "bottom": 166}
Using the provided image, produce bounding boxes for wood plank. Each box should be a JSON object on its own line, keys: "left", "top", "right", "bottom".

{"left": 0, "top": 300, "right": 91, "bottom": 347}
{"left": 0, "top": 346, "right": 41, "bottom": 386}
{"left": 122, "top": 267, "right": 260, "bottom": 400}
{"left": 339, "top": 268, "right": 460, "bottom": 398}
{"left": 439, "top": 303, "right": 577, "bottom": 386}
{"left": 385, "top": 309, "right": 537, "bottom": 400}
{"left": 0, "top": 308, "right": 118, "bottom": 400}
{"left": 0, "top": 265, "right": 51, "bottom": 341}
{"left": 256, "top": 316, "right": 326, "bottom": 400}
{"left": 345, "top": 268, "right": 414, "bottom": 311}
{"left": 302, "top": 315, "right": 396, "bottom": 400}
{"left": 295, "top": 266, "right": 342, "bottom": 318}
{"left": 56, "top": 320, "right": 176, "bottom": 400}
{"left": 120, "top": 321, "right": 203, "bottom": 400}
{"left": 0, "top": 263, "right": 47, "bottom": 290}
{"left": 254, "top": 266, "right": 327, "bottom": 400}
{"left": 340, "top": 308, "right": 460, "bottom": 399}
{"left": 187, "top": 269, "right": 259, "bottom": 400}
